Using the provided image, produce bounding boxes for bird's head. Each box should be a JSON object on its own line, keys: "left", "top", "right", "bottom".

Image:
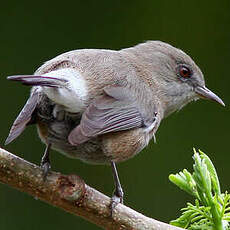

{"left": 133, "top": 41, "right": 225, "bottom": 117}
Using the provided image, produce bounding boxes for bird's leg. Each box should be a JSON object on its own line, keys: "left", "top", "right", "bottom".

{"left": 40, "top": 143, "right": 51, "bottom": 180}
{"left": 110, "top": 161, "right": 124, "bottom": 215}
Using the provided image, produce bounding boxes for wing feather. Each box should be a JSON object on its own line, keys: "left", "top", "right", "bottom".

{"left": 68, "top": 86, "right": 149, "bottom": 145}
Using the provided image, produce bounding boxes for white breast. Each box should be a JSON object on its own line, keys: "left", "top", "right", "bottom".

{"left": 41, "top": 68, "right": 88, "bottom": 113}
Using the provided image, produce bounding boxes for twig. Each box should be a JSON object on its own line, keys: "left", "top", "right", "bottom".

{"left": 0, "top": 147, "right": 183, "bottom": 230}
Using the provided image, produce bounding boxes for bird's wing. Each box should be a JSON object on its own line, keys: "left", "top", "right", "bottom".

{"left": 5, "top": 88, "right": 40, "bottom": 145}
{"left": 68, "top": 85, "right": 157, "bottom": 145}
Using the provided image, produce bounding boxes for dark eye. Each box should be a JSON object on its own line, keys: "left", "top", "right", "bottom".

{"left": 177, "top": 64, "right": 192, "bottom": 79}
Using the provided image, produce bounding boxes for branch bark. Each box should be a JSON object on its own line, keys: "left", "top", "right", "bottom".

{"left": 0, "top": 147, "right": 183, "bottom": 230}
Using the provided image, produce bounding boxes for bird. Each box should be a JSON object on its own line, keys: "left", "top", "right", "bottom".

{"left": 5, "top": 41, "right": 224, "bottom": 211}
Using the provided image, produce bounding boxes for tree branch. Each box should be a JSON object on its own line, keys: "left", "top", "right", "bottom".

{"left": 0, "top": 147, "right": 183, "bottom": 230}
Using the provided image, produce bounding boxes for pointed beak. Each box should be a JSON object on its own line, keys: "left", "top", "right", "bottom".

{"left": 195, "top": 86, "right": 225, "bottom": 106}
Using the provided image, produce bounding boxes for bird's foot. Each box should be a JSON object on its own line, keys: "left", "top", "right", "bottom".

{"left": 40, "top": 143, "right": 51, "bottom": 181}
{"left": 110, "top": 161, "right": 124, "bottom": 216}
{"left": 40, "top": 160, "right": 51, "bottom": 181}
{"left": 110, "top": 186, "right": 124, "bottom": 216}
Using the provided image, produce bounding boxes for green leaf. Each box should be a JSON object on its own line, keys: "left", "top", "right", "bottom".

{"left": 198, "top": 149, "right": 221, "bottom": 196}
{"left": 169, "top": 149, "right": 230, "bottom": 230}
{"left": 169, "top": 170, "right": 198, "bottom": 197}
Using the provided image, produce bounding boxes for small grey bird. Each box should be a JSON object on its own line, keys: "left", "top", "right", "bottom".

{"left": 5, "top": 41, "right": 224, "bottom": 210}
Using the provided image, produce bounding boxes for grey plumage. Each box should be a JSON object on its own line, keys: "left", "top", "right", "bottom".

{"left": 6, "top": 41, "right": 224, "bottom": 165}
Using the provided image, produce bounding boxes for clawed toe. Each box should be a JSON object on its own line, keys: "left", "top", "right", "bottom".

{"left": 41, "top": 161, "right": 51, "bottom": 180}
{"left": 40, "top": 143, "right": 51, "bottom": 181}
{"left": 110, "top": 192, "right": 123, "bottom": 216}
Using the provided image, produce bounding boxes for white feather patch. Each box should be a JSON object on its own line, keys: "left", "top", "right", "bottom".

{"left": 42, "top": 68, "right": 88, "bottom": 113}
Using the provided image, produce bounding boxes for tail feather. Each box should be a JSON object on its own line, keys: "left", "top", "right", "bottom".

{"left": 5, "top": 88, "right": 40, "bottom": 145}
{"left": 7, "top": 75, "right": 67, "bottom": 87}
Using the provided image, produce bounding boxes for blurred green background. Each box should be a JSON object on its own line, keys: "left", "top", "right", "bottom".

{"left": 0, "top": 0, "right": 229, "bottom": 229}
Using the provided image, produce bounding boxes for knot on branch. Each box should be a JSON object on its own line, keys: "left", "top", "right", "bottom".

{"left": 57, "top": 174, "right": 86, "bottom": 203}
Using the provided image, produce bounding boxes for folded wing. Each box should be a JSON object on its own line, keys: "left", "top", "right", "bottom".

{"left": 68, "top": 85, "right": 156, "bottom": 145}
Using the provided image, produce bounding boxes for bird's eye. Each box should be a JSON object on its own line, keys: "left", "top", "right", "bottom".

{"left": 177, "top": 64, "right": 192, "bottom": 79}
